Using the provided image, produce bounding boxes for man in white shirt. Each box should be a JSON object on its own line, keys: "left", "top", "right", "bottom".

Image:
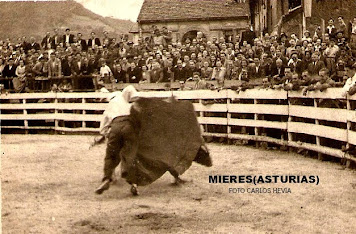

{"left": 95, "top": 85, "right": 140, "bottom": 195}
{"left": 62, "top": 28, "right": 74, "bottom": 48}
{"left": 342, "top": 73, "right": 356, "bottom": 97}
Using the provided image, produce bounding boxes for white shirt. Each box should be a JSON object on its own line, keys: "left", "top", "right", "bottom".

{"left": 342, "top": 73, "right": 356, "bottom": 97}
{"left": 352, "top": 23, "right": 356, "bottom": 34}
{"left": 99, "top": 86, "right": 139, "bottom": 137}
{"left": 65, "top": 35, "right": 70, "bottom": 44}
{"left": 100, "top": 65, "right": 112, "bottom": 77}
{"left": 99, "top": 93, "right": 131, "bottom": 137}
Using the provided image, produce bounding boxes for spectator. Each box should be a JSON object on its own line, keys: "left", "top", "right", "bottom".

{"left": 0, "top": 23, "right": 355, "bottom": 94}
{"left": 127, "top": 62, "right": 141, "bottom": 83}
{"left": 350, "top": 17, "right": 356, "bottom": 43}
{"left": 88, "top": 32, "right": 101, "bottom": 49}
{"left": 342, "top": 72, "right": 356, "bottom": 96}
{"left": 57, "top": 78, "right": 73, "bottom": 92}
{"left": 307, "top": 52, "right": 325, "bottom": 76}
{"left": 3, "top": 58, "right": 17, "bottom": 89}
{"left": 0, "top": 58, "right": 5, "bottom": 76}
{"left": 140, "top": 65, "right": 151, "bottom": 83}
{"left": 99, "top": 61, "right": 113, "bottom": 84}
{"left": 28, "top": 37, "right": 40, "bottom": 51}
{"left": 113, "top": 62, "right": 126, "bottom": 83}
{"left": 271, "top": 58, "right": 285, "bottom": 78}
{"left": 13, "top": 59, "right": 28, "bottom": 93}
{"left": 61, "top": 55, "right": 73, "bottom": 76}
{"left": 287, "top": 52, "right": 303, "bottom": 76}
{"left": 77, "top": 33, "right": 88, "bottom": 51}
{"left": 51, "top": 29, "right": 61, "bottom": 49}
{"left": 173, "top": 60, "right": 187, "bottom": 82}
{"left": 162, "top": 60, "right": 174, "bottom": 82}
{"left": 200, "top": 61, "right": 213, "bottom": 79}
{"left": 150, "top": 61, "right": 163, "bottom": 83}
{"left": 248, "top": 58, "right": 263, "bottom": 79}
{"left": 324, "top": 38, "right": 339, "bottom": 74}
{"left": 152, "top": 28, "right": 165, "bottom": 47}
{"left": 326, "top": 18, "right": 337, "bottom": 38}
{"left": 186, "top": 60, "right": 200, "bottom": 79}
{"left": 63, "top": 28, "right": 74, "bottom": 47}
{"left": 41, "top": 32, "right": 51, "bottom": 50}
{"left": 211, "top": 60, "right": 226, "bottom": 85}
{"left": 47, "top": 53, "right": 62, "bottom": 78}
{"left": 337, "top": 16, "right": 347, "bottom": 36}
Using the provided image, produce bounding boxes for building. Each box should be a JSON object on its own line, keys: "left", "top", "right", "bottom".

{"left": 250, "top": 0, "right": 302, "bottom": 36}
{"left": 250, "top": 0, "right": 356, "bottom": 37}
{"left": 130, "top": 0, "right": 251, "bottom": 44}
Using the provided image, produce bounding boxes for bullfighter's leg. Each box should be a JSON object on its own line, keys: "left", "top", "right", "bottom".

{"left": 95, "top": 123, "right": 123, "bottom": 194}
{"left": 118, "top": 125, "right": 139, "bottom": 195}
{"left": 130, "top": 184, "right": 139, "bottom": 196}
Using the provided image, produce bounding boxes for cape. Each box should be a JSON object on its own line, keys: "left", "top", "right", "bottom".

{"left": 123, "top": 97, "right": 207, "bottom": 186}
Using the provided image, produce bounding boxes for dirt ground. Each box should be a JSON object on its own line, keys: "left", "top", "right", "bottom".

{"left": 1, "top": 134, "right": 356, "bottom": 234}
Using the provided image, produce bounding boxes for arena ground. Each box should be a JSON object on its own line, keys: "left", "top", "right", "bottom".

{"left": 1, "top": 135, "right": 356, "bottom": 233}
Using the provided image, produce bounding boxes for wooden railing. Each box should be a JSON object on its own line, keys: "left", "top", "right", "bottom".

{"left": 1, "top": 88, "right": 355, "bottom": 164}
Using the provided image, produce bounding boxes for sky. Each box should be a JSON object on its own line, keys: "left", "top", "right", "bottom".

{"left": 75, "top": 0, "right": 144, "bottom": 22}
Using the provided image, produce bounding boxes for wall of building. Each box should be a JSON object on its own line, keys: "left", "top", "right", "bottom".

{"left": 307, "top": 0, "right": 356, "bottom": 32}
{"left": 132, "top": 19, "right": 249, "bottom": 44}
{"left": 267, "top": 0, "right": 356, "bottom": 37}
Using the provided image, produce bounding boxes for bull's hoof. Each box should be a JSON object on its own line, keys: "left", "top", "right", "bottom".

{"left": 172, "top": 177, "right": 186, "bottom": 186}
{"left": 131, "top": 184, "right": 139, "bottom": 196}
{"left": 95, "top": 180, "right": 110, "bottom": 195}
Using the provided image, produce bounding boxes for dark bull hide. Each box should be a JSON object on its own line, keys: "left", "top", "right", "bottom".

{"left": 120, "top": 97, "right": 212, "bottom": 186}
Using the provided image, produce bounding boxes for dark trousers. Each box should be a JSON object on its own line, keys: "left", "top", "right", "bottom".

{"left": 103, "top": 116, "right": 138, "bottom": 181}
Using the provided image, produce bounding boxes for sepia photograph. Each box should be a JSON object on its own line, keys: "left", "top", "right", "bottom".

{"left": 1, "top": 0, "right": 355, "bottom": 233}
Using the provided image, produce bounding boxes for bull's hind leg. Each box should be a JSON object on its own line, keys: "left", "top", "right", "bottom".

{"left": 169, "top": 170, "right": 186, "bottom": 185}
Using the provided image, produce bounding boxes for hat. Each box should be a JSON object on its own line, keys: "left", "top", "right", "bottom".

{"left": 122, "top": 85, "right": 139, "bottom": 102}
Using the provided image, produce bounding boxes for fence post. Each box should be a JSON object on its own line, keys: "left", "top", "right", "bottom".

{"left": 54, "top": 93, "right": 58, "bottom": 133}
{"left": 254, "top": 98, "right": 259, "bottom": 147}
{"left": 287, "top": 92, "right": 294, "bottom": 152}
{"left": 227, "top": 90, "right": 231, "bottom": 144}
{"left": 23, "top": 98, "right": 28, "bottom": 134}
{"left": 82, "top": 97, "right": 86, "bottom": 129}
{"left": 314, "top": 98, "right": 323, "bottom": 160}
{"left": 198, "top": 98, "right": 206, "bottom": 134}
{"left": 346, "top": 95, "right": 352, "bottom": 168}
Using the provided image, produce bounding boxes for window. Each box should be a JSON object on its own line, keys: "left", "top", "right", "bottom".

{"left": 288, "top": 0, "right": 302, "bottom": 9}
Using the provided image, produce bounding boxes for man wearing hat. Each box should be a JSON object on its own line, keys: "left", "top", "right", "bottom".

{"left": 287, "top": 51, "right": 303, "bottom": 76}
{"left": 2, "top": 58, "right": 17, "bottom": 89}
{"left": 95, "top": 85, "right": 140, "bottom": 194}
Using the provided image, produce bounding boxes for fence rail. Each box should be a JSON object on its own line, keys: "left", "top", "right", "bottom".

{"left": 1, "top": 88, "right": 355, "bottom": 164}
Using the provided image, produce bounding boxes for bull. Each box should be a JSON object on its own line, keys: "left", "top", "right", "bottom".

{"left": 95, "top": 88, "right": 212, "bottom": 195}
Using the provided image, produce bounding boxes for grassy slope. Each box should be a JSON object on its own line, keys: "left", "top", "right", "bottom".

{"left": 0, "top": 0, "right": 135, "bottom": 41}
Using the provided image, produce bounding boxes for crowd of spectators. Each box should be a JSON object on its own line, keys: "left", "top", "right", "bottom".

{"left": 0, "top": 16, "right": 356, "bottom": 95}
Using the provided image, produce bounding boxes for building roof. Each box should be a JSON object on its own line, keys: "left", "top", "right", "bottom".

{"left": 137, "top": 0, "right": 250, "bottom": 23}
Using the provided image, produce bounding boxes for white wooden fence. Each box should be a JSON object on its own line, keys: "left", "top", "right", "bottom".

{"left": 1, "top": 88, "right": 355, "bottom": 163}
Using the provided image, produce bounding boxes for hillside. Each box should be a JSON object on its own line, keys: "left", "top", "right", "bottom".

{"left": 0, "top": 0, "right": 136, "bottom": 41}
